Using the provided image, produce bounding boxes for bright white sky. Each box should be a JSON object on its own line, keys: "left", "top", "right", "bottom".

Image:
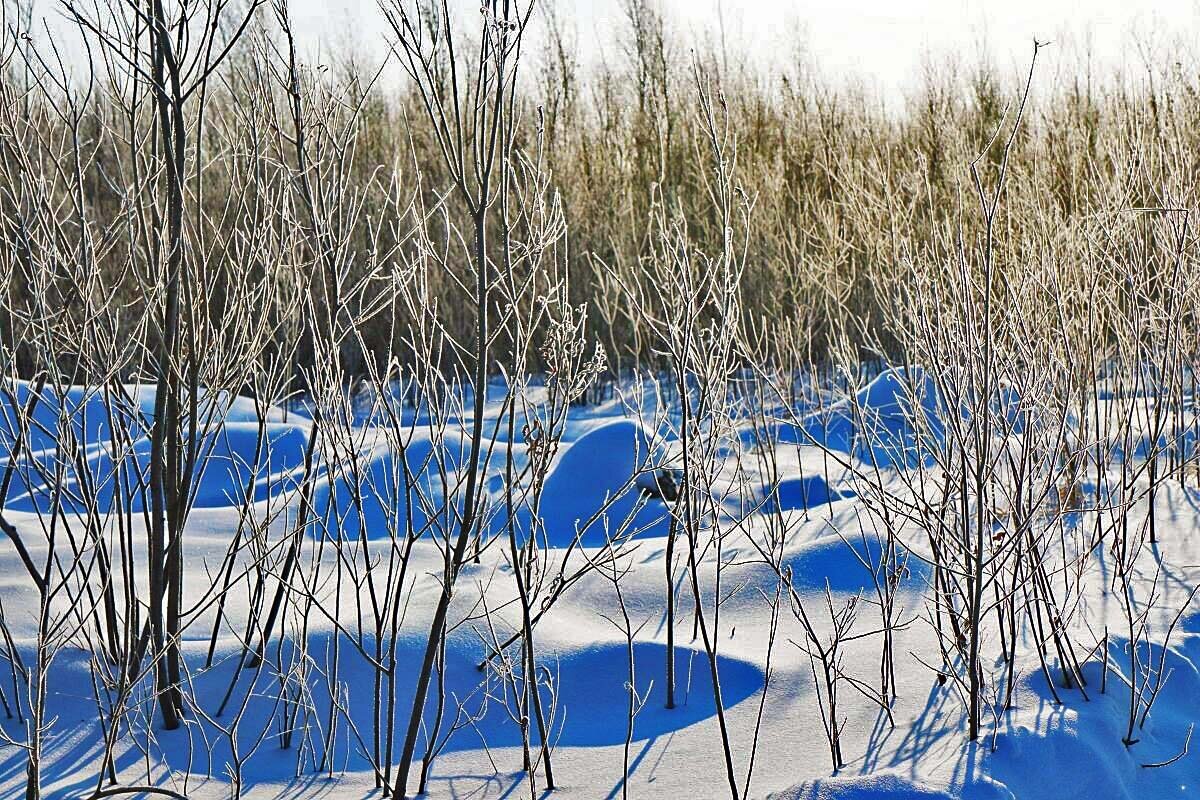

{"left": 22, "top": 0, "right": 1200, "bottom": 97}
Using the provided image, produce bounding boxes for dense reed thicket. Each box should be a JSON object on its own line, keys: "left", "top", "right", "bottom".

{"left": 4, "top": 0, "right": 1200, "bottom": 385}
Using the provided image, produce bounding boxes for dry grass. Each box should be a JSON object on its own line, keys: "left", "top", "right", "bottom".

{"left": 4, "top": 3, "right": 1200, "bottom": 381}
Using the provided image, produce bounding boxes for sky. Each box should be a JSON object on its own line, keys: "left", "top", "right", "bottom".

{"left": 18, "top": 0, "right": 1200, "bottom": 98}
{"left": 279, "top": 0, "right": 1200, "bottom": 91}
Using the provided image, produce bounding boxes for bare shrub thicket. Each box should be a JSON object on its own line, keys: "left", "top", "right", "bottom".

{"left": 2, "top": 0, "right": 1200, "bottom": 798}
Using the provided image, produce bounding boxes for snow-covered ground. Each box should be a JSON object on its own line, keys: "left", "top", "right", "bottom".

{"left": 0, "top": 372, "right": 1198, "bottom": 799}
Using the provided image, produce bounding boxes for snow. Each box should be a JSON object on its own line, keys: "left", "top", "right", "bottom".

{"left": 0, "top": 375, "right": 1199, "bottom": 798}
{"left": 772, "top": 367, "right": 944, "bottom": 469}
{"left": 537, "top": 419, "right": 669, "bottom": 546}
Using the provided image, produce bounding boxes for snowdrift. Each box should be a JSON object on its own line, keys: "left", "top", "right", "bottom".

{"left": 310, "top": 432, "right": 471, "bottom": 541}
{"left": 785, "top": 533, "right": 927, "bottom": 595}
{"left": 535, "top": 419, "right": 670, "bottom": 547}
{"left": 0, "top": 633, "right": 763, "bottom": 789}
{"left": 766, "top": 367, "right": 943, "bottom": 469}
{"left": 0, "top": 382, "right": 681, "bottom": 549}
{"left": 762, "top": 474, "right": 855, "bottom": 514}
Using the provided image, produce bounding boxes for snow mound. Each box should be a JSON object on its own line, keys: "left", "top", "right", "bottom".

{"left": 763, "top": 474, "right": 855, "bottom": 513}
{"left": 785, "top": 534, "right": 926, "bottom": 595}
{"left": 2, "top": 421, "right": 314, "bottom": 514}
{"left": 0, "top": 381, "right": 303, "bottom": 513}
{"left": 310, "top": 432, "right": 469, "bottom": 541}
{"left": 974, "top": 630, "right": 1200, "bottom": 800}
{"left": 0, "top": 380, "right": 148, "bottom": 456}
{"left": 0, "top": 634, "right": 763, "bottom": 786}
{"left": 537, "top": 419, "right": 669, "bottom": 546}
{"left": 772, "top": 367, "right": 943, "bottom": 469}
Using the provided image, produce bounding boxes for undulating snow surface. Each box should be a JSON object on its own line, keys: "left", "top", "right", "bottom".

{"left": 0, "top": 371, "right": 1197, "bottom": 799}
